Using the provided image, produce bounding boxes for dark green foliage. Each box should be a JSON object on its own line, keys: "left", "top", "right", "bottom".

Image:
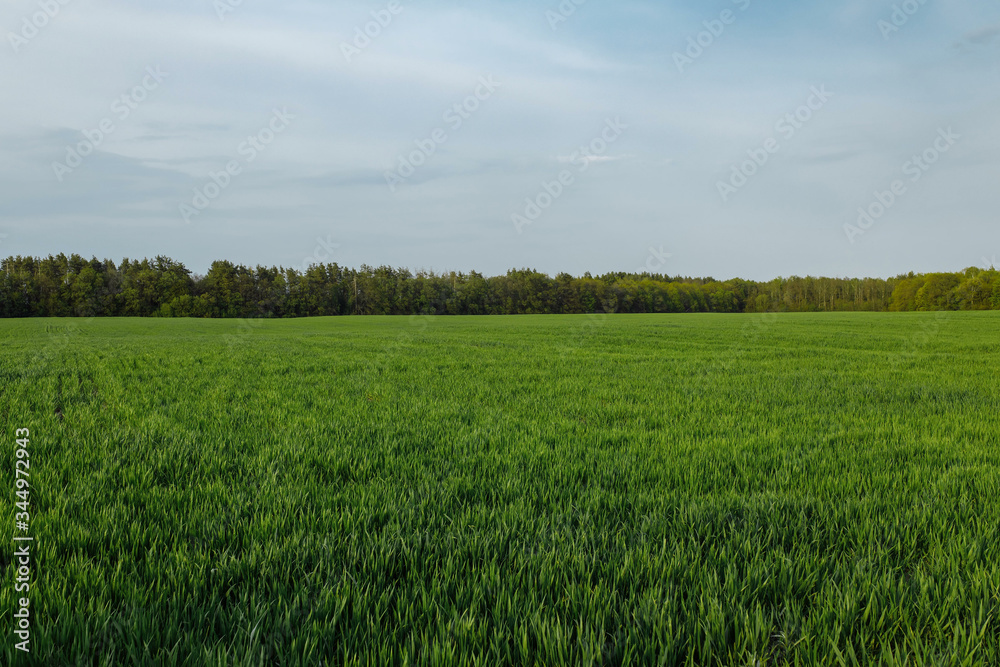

{"left": 3, "top": 254, "right": 1000, "bottom": 318}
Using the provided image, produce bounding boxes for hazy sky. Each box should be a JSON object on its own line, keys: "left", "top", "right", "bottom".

{"left": 1, "top": 0, "right": 998, "bottom": 280}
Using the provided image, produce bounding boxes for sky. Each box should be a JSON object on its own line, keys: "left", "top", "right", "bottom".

{"left": 0, "top": 0, "right": 998, "bottom": 281}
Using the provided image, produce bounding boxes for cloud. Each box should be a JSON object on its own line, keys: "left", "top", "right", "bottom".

{"left": 2, "top": 1, "right": 999, "bottom": 280}
{"left": 957, "top": 24, "right": 1000, "bottom": 48}
{"left": 965, "top": 24, "right": 1000, "bottom": 44}
{"left": 794, "top": 146, "right": 867, "bottom": 165}
{"left": 556, "top": 154, "right": 630, "bottom": 165}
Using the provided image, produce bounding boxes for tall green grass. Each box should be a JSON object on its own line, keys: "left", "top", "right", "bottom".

{"left": 2, "top": 313, "right": 999, "bottom": 665}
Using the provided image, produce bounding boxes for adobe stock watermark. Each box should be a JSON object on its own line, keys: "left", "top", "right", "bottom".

{"left": 512, "top": 117, "right": 628, "bottom": 235}
{"left": 546, "top": 0, "right": 587, "bottom": 31}
{"left": 214, "top": 0, "right": 244, "bottom": 22}
{"left": 704, "top": 312, "right": 778, "bottom": 377}
{"left": 878, "top": 0, "right": 929, "bottom": 39}
{"left": 892, "top": 311, "right": 949, "bottom": 369}
{"left": 179, "top": 108, "right": 295, "bottom": 224}
{"left": 384, "top": 75, "right": 502, "bottom": 192}
{"left": 340, "top": 0, "right": 404, "bottom": 63}
{"left": 844, "top": 127, "right": 960, "bottom": 244}
{"left": 361, "top": 315, "right": 434, "bottom": 389}
{"left": 673, "top": 0, "right": 752, "bottom": 73}
{"left": 222, "top": 317, "right": 268, "bottom": 351}
{"left": 717, "top": 85, "right": 833, "bottom": 202}
{"left": 7, "top": 0, "right": 73, "bottom": 53}
{"left": 24, "top": 318, "right": 96, "bottom": 381}
{"left": 51, "top": 66, "right": 168, "bottom": 182}
{"left": 558, "top": 311, "right": 610, "bottom": 360}
{"left": 294, "top": 235, "right": 341, "bottom": 274}
{"left": 636, "top": 246, "right": 672, "bottom": 275}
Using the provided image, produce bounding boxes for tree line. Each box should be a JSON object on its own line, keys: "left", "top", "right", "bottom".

{"left": 1, "top": 254, "right": 998, "bottom": 318}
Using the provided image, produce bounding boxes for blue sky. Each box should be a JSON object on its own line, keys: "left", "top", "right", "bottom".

{"left": 0, "top": 0, "right": 998, "bottom": 280}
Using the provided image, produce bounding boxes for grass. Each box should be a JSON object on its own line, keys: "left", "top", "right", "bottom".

{"left": 1, "top": 313, "right": 999, "bottom": 665}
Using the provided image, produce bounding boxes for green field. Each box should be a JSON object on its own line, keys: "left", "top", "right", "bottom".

{"left": 2, "top": 313, "right": 999, "bottom": 665}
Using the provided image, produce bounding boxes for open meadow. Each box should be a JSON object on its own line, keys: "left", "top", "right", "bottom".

{"left": 2, "top": 313, "right": 999, "bottom": 665}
